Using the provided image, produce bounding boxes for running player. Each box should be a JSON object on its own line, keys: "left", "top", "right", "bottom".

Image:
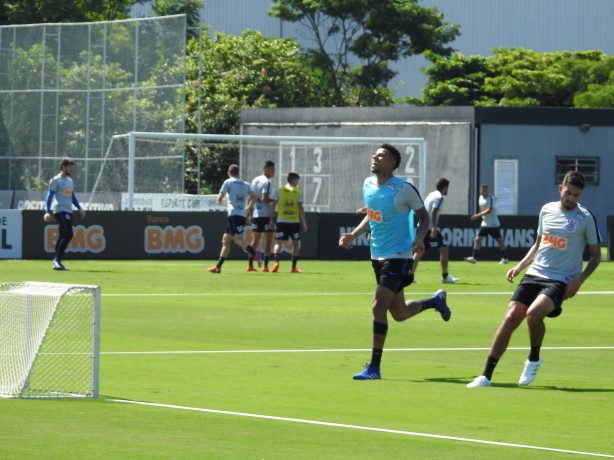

{"left": 464, "top": 184, "right": 509, "bottom": 264}
{"left": 339, "top": 144, "right": 452, "bottom": 380}
{"left": 467, "top": 171, "right": 601, "bottom": 387}
{"left": 208, "top": 164, "right": 259, "bottom": 273}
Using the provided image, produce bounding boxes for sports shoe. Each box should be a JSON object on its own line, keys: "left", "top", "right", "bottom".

{"left": 246, "top": 265, "right": 258, "bottom": 272}
{"left": 291, "top": 267, "right": 302, "bottom": 273}
{"left": 432, "top": 289, "right": 451, "bottom": 321}
{"left": 464, "top": 256, "right": 477, "bottom": 264}
{"left": 353, "top": 364, "right": 381, "bottom": 380}
{"left": 271, "top": 262, "right": 279, "bottom": 273}
{"left": 262, "top": 266, "right": 269, "bottom": 272}
{"left": 467, "top": 375, "right": 491, "bottom": 388}
{"left": 442, "top": 275, "right": 459, "bottom": 284}
{"left": 499, "top": 258, "right": 509, "bottom": 264}
{"left": 208, "top": 266, "right": 221, "bottom": 274}
{"left": 519, "top": 358, "right": 543, "bottom": 386}
{"left": 52, "top": 259, "right": 67, "bottom": 271}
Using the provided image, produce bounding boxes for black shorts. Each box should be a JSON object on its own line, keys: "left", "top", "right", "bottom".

{"left": 510, "top": 274, "right": 566, "bottom": 318}
{"left": 252, "top": 217, "right": 273, "bottom": 233}
{"left": 423, "top": 231, "right": 446, "bottom": 251}
{"left": 371, "top": 259, "right": 414, "bottom": 294}
{"left": 275, "top": 222, "right": 301, "bottom": 241}
{"left": 478, "top": 226, "right": 502, "bottom": 239}
{"left": 226, "top": 215, "right": 247, "bottom": 235}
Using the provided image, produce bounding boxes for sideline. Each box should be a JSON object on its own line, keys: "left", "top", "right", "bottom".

{"left": 107, "top": 398, "right": 614, "bottom": 458}
{"left": 102, "top": 291, "right": 614, "bottom": 297}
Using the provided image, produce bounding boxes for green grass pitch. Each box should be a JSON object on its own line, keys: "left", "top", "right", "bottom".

{"left": 1, "top": 255, "right": 613, "bottom": 459}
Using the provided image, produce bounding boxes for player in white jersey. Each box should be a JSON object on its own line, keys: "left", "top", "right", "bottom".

{"left": 43, "top": 158, "right": 86, "bottom": 270}
{"left": 247, "top": 160, "right": 275, "bottom": 272}
{"left": 208, "top": 164, "right": 259, "bottom": 274}
{"left": 412, "top": 178, "right": 459, "bottom": 283}
{"left": 468, "top": 171, "right": 601, "bottom": 388}
{"left": 339, "top": 144, "right": 452, "bottom": 381}
{"left": 464, "top": 184, "right": 509, "bottom": 264}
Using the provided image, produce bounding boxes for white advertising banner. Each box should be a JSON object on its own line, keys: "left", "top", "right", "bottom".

{"left": 0, "top": 209, "right": 23, "bottom": 259}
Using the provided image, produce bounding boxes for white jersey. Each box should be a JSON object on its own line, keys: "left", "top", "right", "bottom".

{"left": 424, "top": 190, "right": 444, "bottom": 230}
{"left": 251, "top": 174, "right": 273, "bottom": 218}
{"left": 479, "top": 194, "right": 500, "bottom": 227}
{"left": 527, "top": 201, "right": 600, "bottom": 284}
{"left": 219, "top": 177, "right": 253, "bottom": 217}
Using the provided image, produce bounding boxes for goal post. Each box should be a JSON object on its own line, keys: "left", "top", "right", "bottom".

{"left": 111, "top": 132, "right": 426, "bottom": 211}
{"left": 0, "top": 282, "right": 100, "bottom": 399}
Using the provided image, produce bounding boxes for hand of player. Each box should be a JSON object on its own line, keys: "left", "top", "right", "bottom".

{"left": 339, "top": 233, "right": 354, "bottom": 249}
{"left": 563, "top": 277, "right": 583, "bottom": 299}
{"left": 506, "top": 266, "right": 522, "bottom": 282}
{"left": 470, "top": 214, "right": 480, "bottom": 222}
{"left": 79, "top": 209, "right": 86, "bottom": 219}
{"left": 43, "top": 213, "right": 54, "bottom": 223}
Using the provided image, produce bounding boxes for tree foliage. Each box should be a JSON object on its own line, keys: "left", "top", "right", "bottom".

{"left": 151, "top": 0, "right": 203, "bottom": 39}
{"left": 0, "top": 0, "right": 142, "bottom": 24}
{"left": 418, "top": 48, "right": 614, "bottom": 108}
{"left": 269, "top": 0, "right": 459, "bottom": 106}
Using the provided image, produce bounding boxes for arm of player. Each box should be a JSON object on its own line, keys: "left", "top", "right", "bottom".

{"left": 298, "top": 202, "right": 308, "bottom": 233}
{"left": 412, "top": 206, "right": 429, "bottom": 254}
{"left": 506, "top": 236, "right": 540, "bottom": 282}
{"left": 72, "top": 192, "right": 86, "bottom": 218}
{"left": 564, "top": 243, "right": 601, "bottom": 299}
{"left": 339, "top": 214, "right": 370, "bottom": 249}
{"left": 43, "top": 190, "right": 56, "bottom": 222}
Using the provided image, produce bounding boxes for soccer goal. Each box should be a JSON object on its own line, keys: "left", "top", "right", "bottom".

{"left": 94, "top": 132, "right": 426, "bottom": 212}
{"left": 0, "top": 282, "right": 100, "bottom": 399}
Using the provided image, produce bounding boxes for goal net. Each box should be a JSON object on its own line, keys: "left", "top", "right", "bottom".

{"left": 91, "top": 132, "right": 426, "bottom": 212}
{"left": 0, "top": 282, "right": 100, "bottom": 399}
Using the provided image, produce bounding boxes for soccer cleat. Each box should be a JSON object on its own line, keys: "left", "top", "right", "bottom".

{"left": 246, "top": 265, "right": 258, "bottom": 272}
{"left": 519, "top": 358, "right": 543, "bottom": 386}
{"left": 52, "top": 259, "right": 67, "bottom": 271}
{"left": 208, "top": 266, "right": 221, "bottom": 274}
{"left": 442, "top": 275, "right": 459, "bottom": 284}
{"left": 499, "top": 258, "right": 509, "bottom": 264}
{"left": 432, "top": 289, "right": 451, "bottom": 321}
{"left": 291, "top": 267, "right": 302, "bottom": 273}
{"left": 467, "top": 375, "right": 491, "bottom": 388}
{"left": 353, "top": 364, "right": 381, "bottom": 380}
{"left": 464, "top": 256, "right": 477, "bottom": 264}
{"left": 262, "top": 266, "right": 270, "bottom": 273}
{"left": 271, "top": 262, "right": 279, "bottom": 273}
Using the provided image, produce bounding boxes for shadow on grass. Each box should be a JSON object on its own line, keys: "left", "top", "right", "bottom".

{"left": 421, "top": 377, "right": 614, "bottom": 392}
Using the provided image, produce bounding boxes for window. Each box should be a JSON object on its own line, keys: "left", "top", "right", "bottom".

{"left": 556, "top": 157, "right": 599, "bottom": 185}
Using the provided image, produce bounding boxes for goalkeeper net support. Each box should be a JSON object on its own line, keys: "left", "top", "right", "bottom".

{"left": 0, "top": 282, "right": 100, "bottom": 399}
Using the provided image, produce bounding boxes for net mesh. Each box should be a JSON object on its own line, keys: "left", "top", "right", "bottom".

{"left": 0, "top": 282, "right": 99, "bottom": 398}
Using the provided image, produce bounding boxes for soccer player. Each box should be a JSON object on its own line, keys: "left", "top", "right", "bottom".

{"left": 339, "top": 144, "right": 452, "bottom": 380}
{"left": 467, "top": 171, "right": 601, "bottom": 388}
{"left": 247, "top": 160, "right": 275, "bottom": 272}
{"left": 43, "top": 158, "right": 86, "bottom": 271}
{"left": 464, "top": 184, "right": 509, "bottom": 264}
{"left": 208, "top": 164, "right": 259, "bottom": 274}
{"left": 269, "top": 172, "right": 308, "bottom": 273}
{"left": 412, "top": 177, "right": 459, "bottom": 283}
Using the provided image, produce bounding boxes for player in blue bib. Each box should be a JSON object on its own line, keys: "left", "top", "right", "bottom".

{"left": 340, "top": 143, "right": 453, "bottom": 380}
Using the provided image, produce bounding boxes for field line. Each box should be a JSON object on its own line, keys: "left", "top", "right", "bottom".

{"left": 102, "top": 346, "right": 614, "bottom": 355}
{"left": 102, "top": 291, "right": 614, "bottom": 297}
{"left": 107, "top": 398, "right": 614, "bottom": 458}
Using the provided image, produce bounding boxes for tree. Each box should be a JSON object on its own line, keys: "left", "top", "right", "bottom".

{"left": 184, "top": 29, "right": 330, "bottom": 193}
{"left": 151, "top": 0, "right": 203, "bottom": 40}
{"left": 0, "top": 0, "right": 143, "bottom": 24}
{"left": 269, "top": 0, "right": 459, "bottom": 107}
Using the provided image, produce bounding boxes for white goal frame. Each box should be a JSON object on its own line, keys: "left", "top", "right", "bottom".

{"left": 0, "top": 282, "right": 101, "bottom": 399}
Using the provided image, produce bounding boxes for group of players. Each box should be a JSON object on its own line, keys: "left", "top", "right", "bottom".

{"left": 44, "top": 143, "right": 601, "bottom": 387}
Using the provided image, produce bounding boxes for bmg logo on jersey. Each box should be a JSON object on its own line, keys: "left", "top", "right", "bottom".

{"left": 145, "top": 225, "right": 204, "bottom": 254}
{"left": 45, "top": 225, "right": 106, "bottom": 253}
{"left": 541, "top": 233, "right": 567, "bottom": 249}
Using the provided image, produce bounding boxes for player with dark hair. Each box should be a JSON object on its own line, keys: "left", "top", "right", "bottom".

{"left": 465, "top": 184, "right": 509, "bottom": 264}
{"left": 247, "top": 160, "right": 276, "bottom": 271}
{"left": 412, "top": 177, "right": 459, "bottom": 283}
{"left": 468, "top": 171, "right": 601, "bottom": 387}
{"left": 339, "top": 144, "right": 452, "bottom": 380}
{"left": 43, "top": 158, "right": 86, "bottom": 270}
{"left": 208, "top": 164, "right": 259, "bottom": 274}
{"left": 269, "top": 172, "right": 308, "bottom": 273}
